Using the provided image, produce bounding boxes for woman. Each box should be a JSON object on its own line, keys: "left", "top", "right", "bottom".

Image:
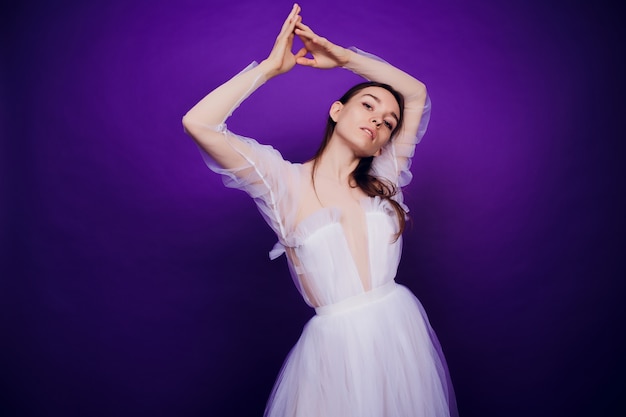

{"left": 183, "top": 4, "right": 457, "bottom": 416}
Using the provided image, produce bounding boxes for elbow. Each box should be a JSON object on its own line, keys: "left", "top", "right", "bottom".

{"left": 412, "top": 81, "right": 428, "bottom": 109}
{"left": 181, "top": 113, "right": 205, "bottom": 139}
{"left": 415, "top": 81, "right": 427, "bottom": 100}
{"left": 181, "top": 113, "right": 194, "bottom": 135}
{"left": 404, "top": 80, "right": 427, "bottom": 103}
{"left": 181, "top": 114, "right": 206, "bottom": 145}
{"left": 181, "top": 114, "right": 226, "bottom": 152}
{"left": 182, "top": 113, "right": 223, "bottom": 136}
{"left": 404, "top": 81, "right": 427, "bottom": 110}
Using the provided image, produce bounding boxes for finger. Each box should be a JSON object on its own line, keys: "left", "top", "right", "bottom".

{"left": 281, "top": 15, "right": 300, "bottom": 51}
{"left": 294, "top": 22, "right": 314, "bottom": 36}
{"left": 294, "top": 21, "right": 310, "bottom": 30}
{"left": 296, "top": 31, "right": 325, "bottom": 50}
{"left": 294, "top": 47, "right": 308, "bottom": 59}
{"left": 288, "top": 4, "right": 300, "bottom": 23}
{"left": 273, "top": 21, "right": 299, "bottom": 59}
{"left": 296, "top": 26, "right": 319, "bottom": 43}
{"left": 278, "top": 7, "right": 295, "bottom": 34}
{"left": 295, "top": 20, "right": 312, "bottom": 31}
{"left": 295, "top": 27, "right": 315, "bottom": 41}
{"left": 296, "top": 56, "right": 316, "bottom": 67}
{"left": 286, "top": 32, "right": 295, "bottom": 49}
{"left": 275, "top": 13, "right": 300, "bottom": 52}
{"left": 278, "top": 4, "right": 300, "bottom": 37}
{"left": 283, "top": 11, "right": 301, "bottom": 41}
{"left": 274, "top": 30, "right": 295, "bottom": 55}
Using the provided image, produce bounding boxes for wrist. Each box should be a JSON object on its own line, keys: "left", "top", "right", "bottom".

{"left": 258, "top": 59, "right": 281, "bottom": 80}
{"left": 339, "top": 48, "right": 355, "bottom": 67}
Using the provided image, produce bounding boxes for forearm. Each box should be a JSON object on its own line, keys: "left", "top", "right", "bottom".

{"left": 182, "top": 60, "right": 283, "bottom": 170}
{"left": 342, "top": 48, "right": 426, "bottom": 102}
{"left": 183, "top": 61, "right": 278, "bottom": 131}
{"left": 342, "top": 48, "right": 429, "bottom": 147}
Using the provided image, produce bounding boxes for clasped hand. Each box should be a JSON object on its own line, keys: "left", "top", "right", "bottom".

{"left": 261, "top": 3, "right": 351, "bottom": 78}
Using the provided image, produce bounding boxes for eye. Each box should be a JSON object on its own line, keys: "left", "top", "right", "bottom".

{"left": 384, "top": 121, "right": 394, "bottom": 130}
{"left": 362, "top": 102, "right": 373, "bottom": 110}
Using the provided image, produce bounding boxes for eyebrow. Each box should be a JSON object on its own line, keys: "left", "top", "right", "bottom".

{"left": 362, "top": 93, "right": 400, "bottom": 123}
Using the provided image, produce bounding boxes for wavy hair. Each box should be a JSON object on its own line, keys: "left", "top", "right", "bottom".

{"left": 311, "top": 81, "right": 407, "bottom": 239}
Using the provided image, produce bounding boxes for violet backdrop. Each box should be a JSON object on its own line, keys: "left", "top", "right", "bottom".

{"left": 2, "top": 0, "right": 624, "bottom": 416}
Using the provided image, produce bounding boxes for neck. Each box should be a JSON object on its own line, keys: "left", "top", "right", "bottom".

{"left": 314, "top": 137, "right": 360, "bottom": 186}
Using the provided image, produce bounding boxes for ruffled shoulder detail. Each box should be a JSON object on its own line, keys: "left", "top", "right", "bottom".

{"left": 199, "top": 131, "right": 285, "bottom": 192}
{"left": 198, "top": 128, "right": 301, "bottom": 243}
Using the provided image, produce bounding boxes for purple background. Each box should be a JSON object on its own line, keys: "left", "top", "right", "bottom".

{"left": 2, "top": 0, "right": 624, "bottom": 416}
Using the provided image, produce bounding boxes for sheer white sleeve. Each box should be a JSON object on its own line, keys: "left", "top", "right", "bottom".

{"left": 198, "top": 130, "right": 294, "bottom": 244}
{"left": 344, "top": 48, "right": 431, "bottom": 203}
{"left": 185, "top": 63, "right": 299, "bottom": 246}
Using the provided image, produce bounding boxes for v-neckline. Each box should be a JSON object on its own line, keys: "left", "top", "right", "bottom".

{"left": 288, "top": 198, "right": 390, "bottom": 292}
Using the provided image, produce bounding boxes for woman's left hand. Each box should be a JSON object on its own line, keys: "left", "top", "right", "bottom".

{"left": 294, "top": 21, "right": 352, "bottom": 69}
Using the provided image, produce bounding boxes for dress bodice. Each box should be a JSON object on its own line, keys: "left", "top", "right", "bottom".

{"left": 278, "top": 195, "right": 403, "bottom": 308}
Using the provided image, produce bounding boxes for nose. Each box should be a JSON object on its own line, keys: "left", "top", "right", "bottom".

{"left": 371, "top": 117, "right": 382, "bottom": 128}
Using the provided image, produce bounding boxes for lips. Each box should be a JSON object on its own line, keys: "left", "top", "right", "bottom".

{"left": 360, "top": 127, "right": 376, "bottom": 140}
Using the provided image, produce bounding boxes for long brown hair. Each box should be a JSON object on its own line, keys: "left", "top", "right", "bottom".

{"left": 311, "top": 81, "right": 407, "bottom": 239}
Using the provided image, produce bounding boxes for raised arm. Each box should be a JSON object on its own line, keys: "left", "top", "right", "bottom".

{"left": 294, "top": 21, "right": 429, "bottom": 185}
{"left": 344, "top": 48, "right": 430, "bottom": 186}
{"left": 294, "top": 21, "right": 427, "bottom": 140}
{"left": 342, "top": 49, "right": 428, "bottom": 140}
{"left": 182, "top": 4, "right": 305, "bottom": 170}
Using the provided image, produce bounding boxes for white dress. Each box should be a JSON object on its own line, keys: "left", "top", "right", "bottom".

{"left": 196, "top": 50, "right": 457, "bottom": 417}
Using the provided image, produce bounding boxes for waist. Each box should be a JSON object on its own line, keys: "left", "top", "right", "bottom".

{"left": 314, "top": 280, "right": 398, "bottom": 316}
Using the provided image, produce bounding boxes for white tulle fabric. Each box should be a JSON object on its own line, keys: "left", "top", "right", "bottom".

{"left": 197, "top": 50, "right": 456, "bottom": 417}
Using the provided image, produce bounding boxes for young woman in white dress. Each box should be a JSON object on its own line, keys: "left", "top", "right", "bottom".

{"left": 183, "top": 4, "right": 457, "bottom": 416}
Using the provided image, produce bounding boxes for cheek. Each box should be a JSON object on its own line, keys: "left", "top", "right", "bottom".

{"left": 336, "top": 113, "right": 359, "bottom": 131}
{"left": 380, "top": 131, "right": 393, "bottom": 144}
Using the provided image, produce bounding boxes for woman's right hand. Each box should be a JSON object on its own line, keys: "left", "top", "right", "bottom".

{"left": 259, "top": 4, "right": 303, "bottom": 78}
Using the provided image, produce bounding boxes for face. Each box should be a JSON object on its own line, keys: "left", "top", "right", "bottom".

{"left": 329, "top": 86, "right": 401, "bottom": 157}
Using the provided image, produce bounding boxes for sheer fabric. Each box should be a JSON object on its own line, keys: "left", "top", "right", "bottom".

{"left": 192, "top": 49, "right": 456, "bottom": 416}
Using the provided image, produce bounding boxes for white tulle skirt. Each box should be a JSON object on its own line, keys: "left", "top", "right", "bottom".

{"left": 264, "top": 281, "right": 457, "bottom": 417}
